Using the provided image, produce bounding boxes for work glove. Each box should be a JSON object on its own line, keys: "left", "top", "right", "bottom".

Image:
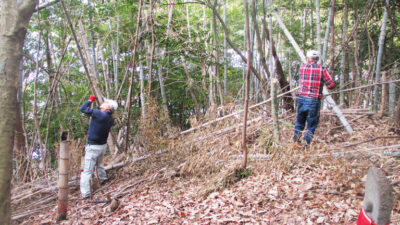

{"left": 88, "top": 95, "right": 96, "bottom": 102}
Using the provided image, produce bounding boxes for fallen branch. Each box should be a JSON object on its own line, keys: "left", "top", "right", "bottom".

{"left": 181, "top": 87, "right": 300, "bottom": 135}
{"left": 315, "top": 144, "right": 400, "bottom": 158}
{"left": 342, "top": 136, "right": 400, "bottom": 148}
{"left": 12, "top": 204, "right": 55, "bottom": 220}
{"left": 327, "top": 114, "right": 369, "bottom": 133}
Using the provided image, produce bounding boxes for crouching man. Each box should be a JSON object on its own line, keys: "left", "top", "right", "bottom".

{"left": 80, "top": 95, "right": 118, "bottom": 199}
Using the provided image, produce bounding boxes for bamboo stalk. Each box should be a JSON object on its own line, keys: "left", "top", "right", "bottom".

{"left": 57, "top": 131, "right": 69, "bottom": 221}
{"left": 180, "top": 86, "right": 300, "bottom": 135}
{"left": 242, "top": 0, "right": 251, "bottom": 169}
{"left": 271, "top": 78, "right": 280, "bottom": 141}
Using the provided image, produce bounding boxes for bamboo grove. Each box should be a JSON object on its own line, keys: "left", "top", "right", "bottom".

{"left": 10, "top": 0, "right": 400, "bottom": 182}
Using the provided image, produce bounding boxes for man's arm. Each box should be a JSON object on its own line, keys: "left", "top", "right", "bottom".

{"left": 322, "top": 68, "right": 335, "bottom": 89}
{"left": 80, "top": 101, "right": 94, "bottom": 115}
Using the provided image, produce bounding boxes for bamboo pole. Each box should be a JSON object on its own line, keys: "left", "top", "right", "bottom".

{"left": 242, "top": 0, "right": 251, "bottom": 169}
{"left": 180, "top": 86, "right": 300, "bottom": 135}
{"left": 271, "top": 78, "right": 280, "bottom": 141}
{"left": 379, "top": 71, "right": 388, "bottom": 117}
{"left": 57, "top": 131, "right": 69, "bottom": 221}
{"left": 373, "top": 0, "right": 389, "bottom": 112}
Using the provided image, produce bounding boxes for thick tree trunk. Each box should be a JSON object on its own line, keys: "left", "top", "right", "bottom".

{"left": 0, "top": 1, "right": 37, "bottom": 223}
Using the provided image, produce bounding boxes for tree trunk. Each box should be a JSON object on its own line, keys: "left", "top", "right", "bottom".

{"left": 271, "top": 78, "right": 280, "bottom": 141}
{"left": 328, "top": 0, "right": 336, "bottom": 77}
{"left": 148, "top": 0, "right": 156, "bottom": 95}
{"left": 263, "top": 24, "right": 293, "bottom": 111}
{"left": 353, "top": 8, "right": 362, "bottom": 107}
{"left": 125, "top": 0, "right": 143, "bottom": 152}
{"left": 321, "top": 4, "right": 332, "bottom": 63}
{"left": 208, "top": 1, "right": 268, "bottom": 93}
{"left": 252, "top": 0, "right": 271, "bottom": 82}
{"left": 33, "top": 22, "right": 45, "bottom": 171}
{"left": 379, "top": 71, "right": 388, "bottom": 117}
{"left": 340, "top": 0, "right": 348, "bottom": 105}
{"left": 315, "top": 0, "right": 322, "bottom": 55}
{"left": 309, "top": 0, "right": 313, "bottom": 45}
{"left": 395, "top": 95, "right": 400, "bottom": 129}
{"left": 0, "top": 1, "right": 37, "bottom": 223}
{"left": 212, "top": 1, "right": 224, "bottom": 106}
{"left": 373, "top": 0, "right": 389, "bottom": 112}
{"left": 388, "top": 68, "right": 397, "bottom": 118}
{"left": 159, "top": 0, "right": 174, "bottom": 116}
{"left": 223, "top": 0, "right": 227, "bottom": 95}
{"left": 181, "top": 55, "right": 201, "bottom": 115}
{"left": 242, "top": 0, "right": 251, "bottom": 170}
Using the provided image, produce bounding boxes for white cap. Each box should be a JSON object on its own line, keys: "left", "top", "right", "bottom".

{"left": 104, "top": 98, "right": 118, "bottom": 111}
{"left": 306, "top": 50, "right": 320, "bottom": 59}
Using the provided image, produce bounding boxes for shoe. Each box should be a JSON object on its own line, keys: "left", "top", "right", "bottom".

{"left": 82, "top": 195, "right": 90, "bottom": 200}
{"left": 100, "top": 179, "right": 109, "bottom": 185}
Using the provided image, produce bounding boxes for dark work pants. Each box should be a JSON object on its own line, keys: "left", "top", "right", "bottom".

{"left": 293, "top": 97, "right": 321, "bottom": 144}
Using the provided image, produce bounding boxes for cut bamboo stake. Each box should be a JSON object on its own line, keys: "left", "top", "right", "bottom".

{"left": 57, "top": 131, "right": 70, "bottom": 221}
{"left": 273, "top": 12, "right": 354, "bottom": 135}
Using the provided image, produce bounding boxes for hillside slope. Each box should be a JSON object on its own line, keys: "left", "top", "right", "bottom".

{"left": 13, "top": 109, "right": 400, "bottom": 224}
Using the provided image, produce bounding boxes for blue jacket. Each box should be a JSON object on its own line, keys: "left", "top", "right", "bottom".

{"left": 80, "top": 101, "right": 114, "bottom": 145}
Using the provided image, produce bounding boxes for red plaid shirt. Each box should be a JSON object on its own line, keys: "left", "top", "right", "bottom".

{"left": 297, "top": 62, "right": 335, "bottom": 99}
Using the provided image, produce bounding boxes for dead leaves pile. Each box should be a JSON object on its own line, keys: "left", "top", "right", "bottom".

{"left": 17, "top": 110, "right": 400, "bottom": 224}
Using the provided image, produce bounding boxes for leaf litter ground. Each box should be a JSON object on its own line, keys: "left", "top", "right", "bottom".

{"left": 13, "top": 106, "right": 400, "bottom": 224}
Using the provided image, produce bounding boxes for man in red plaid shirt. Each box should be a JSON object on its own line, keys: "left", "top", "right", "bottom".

{"left": 293, "top": 50, "right": 335, "bottom": 144}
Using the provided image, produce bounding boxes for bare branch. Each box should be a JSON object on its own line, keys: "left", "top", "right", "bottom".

{"left": 34, "top": 0, "right": 62, "bottom": 12}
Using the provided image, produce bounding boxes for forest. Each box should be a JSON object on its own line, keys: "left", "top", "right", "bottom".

{"left": 1, "top": 0, "right": 400, "bottom": 224}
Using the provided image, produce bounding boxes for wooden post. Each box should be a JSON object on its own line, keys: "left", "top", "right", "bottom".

{"left": 57, "top": 130, "right": 69, "bottom": 221}
{"left": 379, "top": 71, "right": 388, "bottom": 117}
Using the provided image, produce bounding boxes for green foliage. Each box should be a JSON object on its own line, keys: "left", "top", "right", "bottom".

{"left": 234, "top": 168, "right": 252, "bottom": 179}
{"left": 19, "top": 0, "right": 400, "bottom": 169}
